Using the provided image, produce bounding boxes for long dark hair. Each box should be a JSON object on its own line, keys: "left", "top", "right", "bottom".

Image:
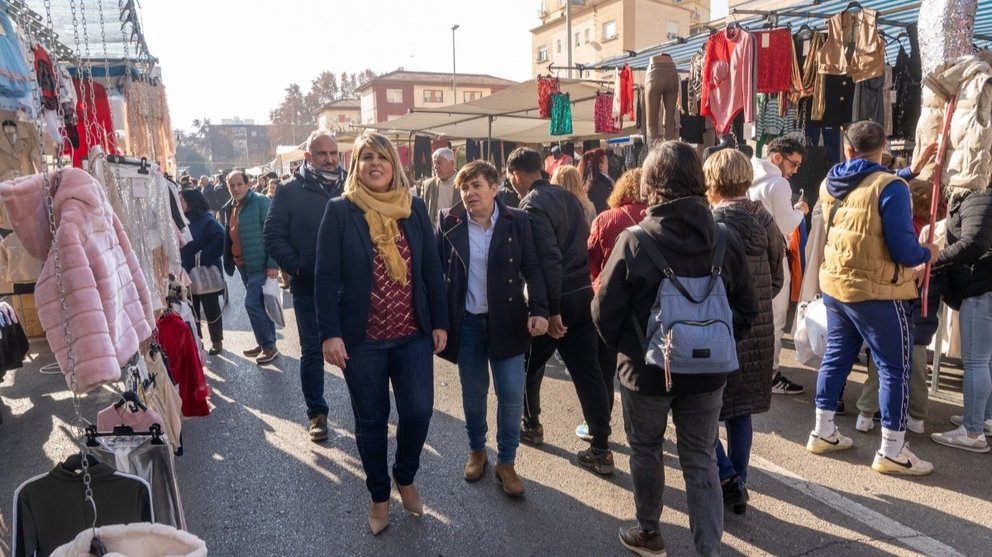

{"left": 641, "top": 141, "right": 707, "bottom": 206}
{"left": 180, "top": 188, "right": 210, "bottom": 219}
{"left": 577, "top": 148, "right": 606, "bottom": 186}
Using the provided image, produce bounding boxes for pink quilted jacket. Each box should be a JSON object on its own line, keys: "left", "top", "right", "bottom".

{"left": 0, "top": 168, "right": 154, "bottom": 394}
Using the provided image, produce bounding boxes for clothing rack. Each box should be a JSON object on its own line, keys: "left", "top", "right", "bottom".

{"left": 546, "top": 61, "right": 647, "bottom": 77}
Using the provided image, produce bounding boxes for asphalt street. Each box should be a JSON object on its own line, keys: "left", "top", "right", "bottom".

{"left": 1, "top": 276, "right": 990, "bottom": 556}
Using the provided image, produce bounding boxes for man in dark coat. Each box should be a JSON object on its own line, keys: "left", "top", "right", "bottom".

{"left": 263, "top": 131, "right": 345, "bottom": 442}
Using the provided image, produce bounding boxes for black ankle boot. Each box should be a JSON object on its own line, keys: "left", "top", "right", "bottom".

{"left": 721, "top": 476, "right": 749, "bottom": 514}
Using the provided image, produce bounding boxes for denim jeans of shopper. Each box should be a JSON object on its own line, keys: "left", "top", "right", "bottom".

{"left": 621, "top": 384, "right": 724, "bottom": 557}
{"left": 960, "top": 291, "right": 992, "bottom": 434}
{"left": 816, "top": 294, "right": 913, "bottom": 431}
{"left": 457, "top": 313, "right": 526, "bottom": 464}
{"left": 343, "top": 333, "right": 434, "bottom": 503}
{"left": 237, "top": 266, "right": 276, "bottom": 350}
{"left": 293, "top": 294, "right": 328, "bottom": 419}
{"left": 715, "top": 414, "right": 753, "bottom": 484}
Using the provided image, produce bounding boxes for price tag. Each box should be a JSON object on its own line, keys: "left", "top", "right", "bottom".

{"left": 762, "top": 33, "right": 770, "bottom": 49}
{"left": 131, "top": 179, "right": 148, "bottom": 198}
{"left": 803, "top": 40, "right": 810, "bottom": 57}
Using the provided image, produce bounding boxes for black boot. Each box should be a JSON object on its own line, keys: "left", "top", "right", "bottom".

{"left": 721, "top": 476, "right": 749, "bottom": 515}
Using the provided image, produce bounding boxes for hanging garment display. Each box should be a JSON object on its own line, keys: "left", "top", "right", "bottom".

{"left": 0, "top": 310, "right": 29, "bottom": 373}
{"left": 645, "top": 55, "right": 680, "bottom": 144}
{"left": 32, "top": 44, "right": 59, "bottom": 110}
{"left": 0, "top": 110, "right": 43, "bottom": 181}
{"left": 12, "top": 456, "right": 154, "bottom": 557}
{"left": 0, "top": 12, "right": 34, "bottom": 115}
{"left": 0, "top": 231, "right": 44, "bottom": 284}
{"left": 612, "top": 65, "right": 635, "bottom": 122}
{"left": 122, "top": 80, "right": 177, "bottom": 169}
{"left": 537, "top": 75, "right": 560, "bottom": 119}
{"left": 914, "top": 55, "right": 992, "bottom": 192}
{"left": 156, "top": 311, "right": 209, "bottom": 417}
{"left": 141, "top": 349, "right": 184, "bottom": 455}
{"left": 852, "top": 73, "right": 886, "bottom": 126}
{"left": 64, "top": 78, "right": 117, "bottom": 168}
{"left": 701, "top": 26, "right": 756, "bottom": 135}
{"left": 594, "top": 92, "right": 620, "bottom": 134}
{"left": 817, "top": 7, "right": 885, "bottom": 82}
{"left": 891, "top": 24, "right": 923, "bottom": 139}
{"left": 883, "top": 66, "right": 894, "bottom": 136}
{"left": 412, "top": 135, "right": 432, "bottom": 179}
{"left": 687, "top": 49, "right": 705, "bottom": 116}
{"left": 813, "top": 74, "right": 855, "bottom": 128}
{"left": 918, "top": 0, "right": 978, "bottom": 77}
{"left": 679, "top": 79, "right": 708, "bottom": 145}
{"left": 754, "top": 29, "right": 795, "bottom": 93}
{"left": 50, "top": 523, "right": 207, "bottom": 557}
{"left": 796, "top": 31, "right": 827, "bottom": 123}
{"left": 0, "top": 168, "right": 155, "bottom": 394}
{"left": 549, "top": 93, "right": 573, "bottom": 136}
{"left": 91, "top": 436, "right": 187, "bottom": 529}
{"left": 755, "top": 95, "right": 799, "bottom": 155}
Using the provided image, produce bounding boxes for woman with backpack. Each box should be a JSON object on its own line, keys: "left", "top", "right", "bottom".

{"left": 593, "top": 141, "right": 757, "bottom": 557}
{"left": 704, "top": 149, "right": 785, "bottom": 515}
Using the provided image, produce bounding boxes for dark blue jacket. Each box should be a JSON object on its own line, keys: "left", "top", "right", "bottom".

{"left": 314, "top": 195, "right": 449, "bottom": 346}
{"left": 263, "top": 169, "right": 344, "bottom": 296}
{"left": 436, "top": 198, "right": 549, "bottom": 362}
{"left": 180, "top": 212, "right": 225, "bottom": 274}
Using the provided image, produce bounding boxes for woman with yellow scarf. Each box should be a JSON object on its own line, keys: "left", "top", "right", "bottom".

{"left": 314, "top": 132, "right": 449, "bottom": 535}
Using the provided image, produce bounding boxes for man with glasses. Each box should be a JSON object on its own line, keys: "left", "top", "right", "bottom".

{"left": 749, "top": 135, "right": 809, "bottom": 395}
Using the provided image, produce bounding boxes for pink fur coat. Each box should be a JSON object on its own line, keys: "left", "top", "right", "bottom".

{"left": 0, "top": 168, "right": 154, "bottom": 393}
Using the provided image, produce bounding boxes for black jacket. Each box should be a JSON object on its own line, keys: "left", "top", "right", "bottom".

{"left": 519, "top": 179, "right": 592, "bottom": 315}
{"left": 934, "top": 189, "right": 992, "bottom": 305}
{"left": 263, "top": 169, "right": 343, "bottom": 295}
{"left": 437, "top": 198, "right": 549, "bottom": 362}
{"left": 314, "top": 196, "right": 449, "bottom": 346}
{"left": 588, "top": 173, "right": 613, "bottom": 215}
{"left": 713, "top": 200, "right": 783, "bottom": 419}
{"left": 592, "top": 196, "right": 758, "bottom": 397}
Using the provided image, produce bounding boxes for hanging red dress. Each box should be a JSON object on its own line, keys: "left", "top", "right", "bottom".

{"left": 156, "top": 312, "right": 209, "bottom": 417}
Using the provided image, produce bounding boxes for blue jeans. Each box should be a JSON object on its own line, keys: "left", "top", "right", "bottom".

{"left": 959, "top": 291, "right": 992, "bottom": 434}
{"left": 237, "top": 267, "right": 276, "bottom": 350}
{"left": 457, "top": 313, "right": 526, "bottom": 465}
{"left": 715, "top": 415, "right": 753, "bottom": 484}
{"left": 816, "top": 294, "right": 913, "bottom": 431}
{"left": 621, "top": 385, "right": 724, "bottom": 557}
{"left": 343, "top": 333, "right": 434, "bottom": 503}
{"left": 293, "top": 294, "right": 328, "bottom": 419}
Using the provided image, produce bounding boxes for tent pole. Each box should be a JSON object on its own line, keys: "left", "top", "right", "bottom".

{"left": 487, "top": 116, "right": 494, "bottom": 163}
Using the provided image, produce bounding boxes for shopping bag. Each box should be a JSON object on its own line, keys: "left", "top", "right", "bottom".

{"left": 262, "top": 277, "right": 285, "bottom": 329}
{"left": 802, "top": 297, "right": 829, "bottom": 366}
{"left": 794, "top": 298, "right": 821, "bottom": 368}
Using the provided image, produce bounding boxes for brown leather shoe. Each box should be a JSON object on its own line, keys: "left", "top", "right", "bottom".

{"left": 463, "top": 450, "right": 488, "bottom": 482}
{"left": 494, "top": 463, "right": 525, "bottom": 498}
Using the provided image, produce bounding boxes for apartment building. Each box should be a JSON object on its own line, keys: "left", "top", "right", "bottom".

{"left": 530, "top": 0, "right": 710, "bottom": 76}
{"left": 356, "top": 69, "right": 517, "bottom": 124}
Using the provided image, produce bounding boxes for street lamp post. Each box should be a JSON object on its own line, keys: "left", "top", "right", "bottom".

{"left": 451, "top": 24, "right": 460, "bottom": 105}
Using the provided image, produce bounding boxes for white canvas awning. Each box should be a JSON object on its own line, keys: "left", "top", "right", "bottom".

{"left": 360, "top": 79, "right": 636, "bottom": 144}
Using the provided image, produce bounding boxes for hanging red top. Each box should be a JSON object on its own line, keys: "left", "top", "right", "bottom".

{"left": 63, "top": 78, "right": 117, "bottom": 168}
{"left": 701, "top": 27, "right": 756, "bottom": 135}
{"left": 754, "top": 29, "right": 794, "bottom": 93}
{"left": 156, "top": 312, "right": 210, "bottom": 418}
{"left": 614, "top": 65, "right": 635, "bottom": 121}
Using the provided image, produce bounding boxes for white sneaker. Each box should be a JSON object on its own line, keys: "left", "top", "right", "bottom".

{"left": 807, "top": 428, "right": 853, "bottom": 454}
{"left": 855, "top": 415, "right": 875, "bottom": 433}
{"left": 930, "top": 426, "right": 991, "bottom": 453}
{"left": 950, "top": 415, "right": 992, "bottom": 437}
{"left": 906, "top": 417, "right": 925, "bottom": 434}
{"left": 872, "top": 444, "right": 934, "bottom": 476}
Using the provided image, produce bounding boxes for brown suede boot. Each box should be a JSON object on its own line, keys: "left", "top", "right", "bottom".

{"left": 494, "top": 463, "right": 525, "bottom": 497}
{"left": 463, "top": 450, "right": 488, "bottom": 482}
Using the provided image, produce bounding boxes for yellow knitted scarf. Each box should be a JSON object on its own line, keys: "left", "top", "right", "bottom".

{"left": 345, "top": 183, "right": 413, "bottom": 285}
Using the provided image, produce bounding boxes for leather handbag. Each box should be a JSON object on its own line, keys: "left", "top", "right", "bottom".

{"left": 189, "top": 254, "right": 225, "bottom": 295}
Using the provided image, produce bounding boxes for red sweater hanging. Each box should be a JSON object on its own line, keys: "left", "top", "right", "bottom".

{"left": 700, "top": 27, "right": 756, "bottom": 135}
{"left": 63, "top": 79, "right": 118, "bottom": 168}
{"left": 754, "top": 29, "right": 794, "bottom": 93}
{"left": 613, "top": 65, "right": 635, "bottom": 121}
{"left": 156, "top": 312, "right": 210, "bottom": 417}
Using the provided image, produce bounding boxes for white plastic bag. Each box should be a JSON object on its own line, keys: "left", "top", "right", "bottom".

{"left": 794, "top": 298, "right": 822, "bottom": 368}
{"left": 262, "top": 277, "right": 285, "bottom": 329}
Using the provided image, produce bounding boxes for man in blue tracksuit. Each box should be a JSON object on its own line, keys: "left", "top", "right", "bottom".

{"left": 807, "top": 121, "right": 939, "bottom": 476}
{"left": 264, "top": 131, "right": 345, "bottom": 442}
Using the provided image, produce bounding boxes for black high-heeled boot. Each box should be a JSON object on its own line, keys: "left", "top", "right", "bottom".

{"left": 721, "top": 476, "right": 749, "bottom": 515}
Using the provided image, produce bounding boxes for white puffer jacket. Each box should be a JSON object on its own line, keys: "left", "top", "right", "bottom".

{"left": 914, "top": 54, "right": 992, "bottom": 191}
{"left": 50, "top": 523, "right": 207, "bottom": 557}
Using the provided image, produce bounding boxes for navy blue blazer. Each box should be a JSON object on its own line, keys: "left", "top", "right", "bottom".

{"left": 314, "top": 195, "right": 449, "bottom": 346}
{"left": 437, "top": 198, "right": 549, "bottom": 362}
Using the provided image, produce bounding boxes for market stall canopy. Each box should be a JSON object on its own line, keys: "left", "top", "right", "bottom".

{"left": 598, "top": 0, "right": 992, "bottom": 72}
{"left": 360, "top": 79, "right": 637, "bottom": 143}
